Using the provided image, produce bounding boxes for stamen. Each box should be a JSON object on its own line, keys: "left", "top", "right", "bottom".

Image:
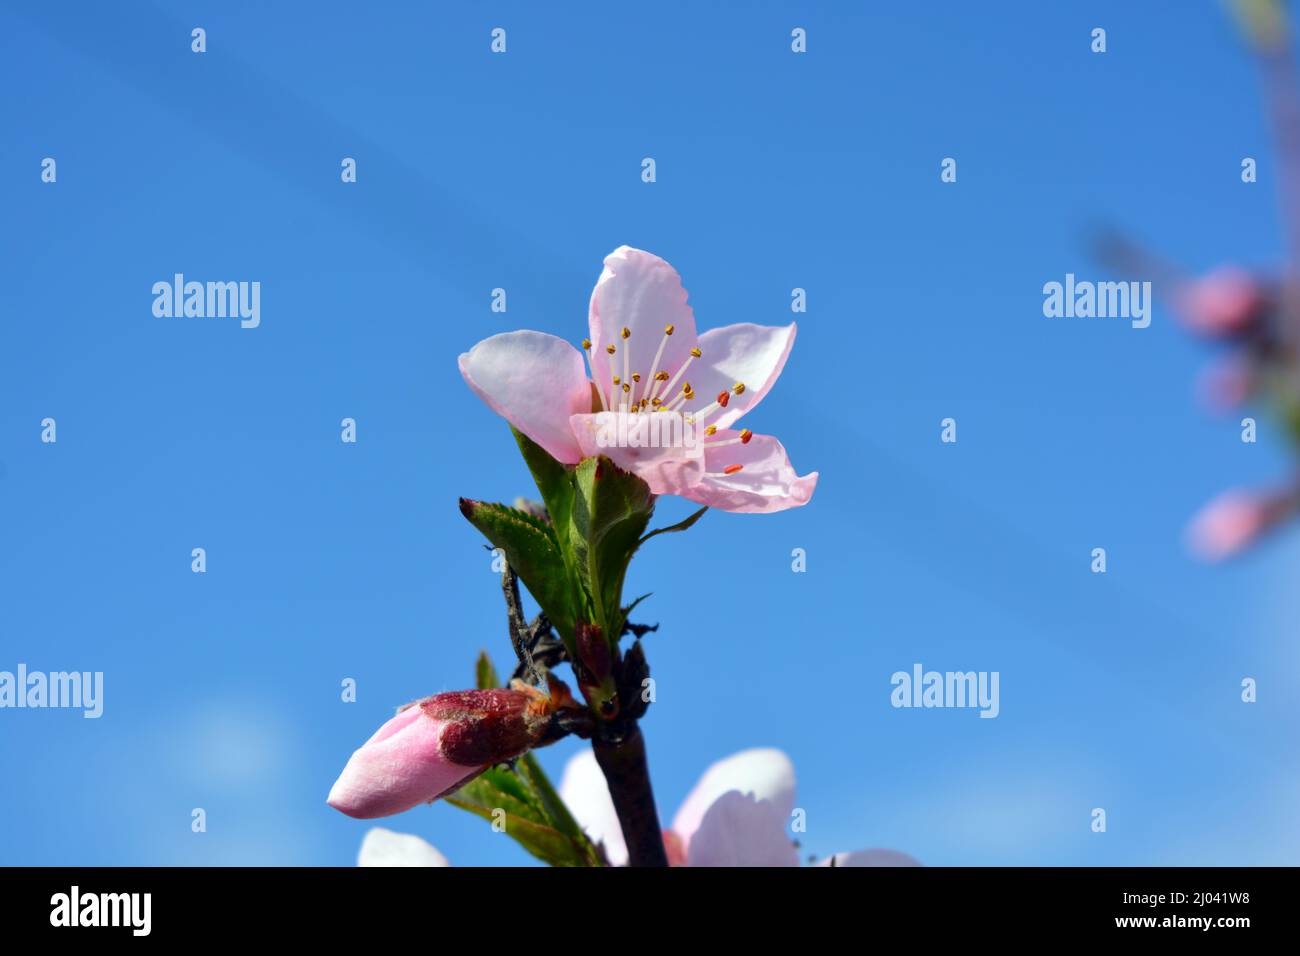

{"left": 644, "top": 324, "right": 676, "bottom": 406}
{"left": 664, "top": 383, "right": 693, "bottom": 413}
{"left": 620, "top": 328, "right": 631, "bottom": 410}
{"left": 684, "top": 390, "right": 731, "bottom": 425}
{"left": 733, "top": 383, "right": 746, "bottom": 395}
{"left": 706, "top": 428, "right": 753, "bottom": 448}
{"left": 582, "top": 338, "right": 608, "bottom": 412}
{"left": 705, "top": 464, "right": 745, "bottom": 478}
{"left": 657, "top": 347, "right": 700, "bottom": 404}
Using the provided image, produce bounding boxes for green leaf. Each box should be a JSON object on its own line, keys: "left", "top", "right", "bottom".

{"left": 621, "top": 592, "right": 651, "bottom": 622}
{"left": 446, "top": 768, "right": 591, "bottom": 867}
{"left": 510, "top": 428, "right": 584, "bottom": 647}
{"left": 569, "top": 456, "right": 655, "bottom": 641}
{"left": 516, "top": 753, "right": 604, "bottom": 866}
{"left": 460, "top": 500, "right": 576, "bottom": 643}
{"left": 512, "top": 427, "right": 575, "bottom": 528}
{"left": 475, "top": 651, "right": 500, "bottom": 691}
{"left": 639, "top": 505, "right": 708, "bottom": 545}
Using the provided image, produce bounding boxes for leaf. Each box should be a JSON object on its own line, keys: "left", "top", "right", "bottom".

{"left": 516, "top": 753, "right": 604, "bottom": 866}
{"left": 512, "top": 427, "right": 575, "bottom": 528}
{"left": 475, "top": 651, "right": 500, "bottom": 691}
{"left": 460, "top": 499, "right": 576, "bottom": 643}
{"left": 639, "top": 505, "right": 708, "bottom": 545}
{"left": 569, "top": 456, "right": 655, "bottom": 640}
{"left": 445, "top": 769, "right": 591, "bottom": 867}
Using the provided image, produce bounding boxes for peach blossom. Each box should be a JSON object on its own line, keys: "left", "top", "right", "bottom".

{"left": 459, "top": 247, "right": 817, "bottom": 513}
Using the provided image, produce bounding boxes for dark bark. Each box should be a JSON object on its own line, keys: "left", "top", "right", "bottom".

{"left": 592, "top": 727, "right": 669, "bottom": 867}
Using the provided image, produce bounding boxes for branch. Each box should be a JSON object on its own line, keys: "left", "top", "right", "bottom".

{"left": 500, "top": 559, "right": 541, "bottom": 685}
{"left": 592, "top": 727, "right": 668, "bottom": 867}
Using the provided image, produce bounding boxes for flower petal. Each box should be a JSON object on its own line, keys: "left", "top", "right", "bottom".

{"left": 569, "top": 411, "right": 706, "bottom": 496}
{"left": 817, "top": 849, "right": 922, "bottom": 867}
{"left": 459, "top": 330, "right": 591, "bottom": 464}
{"left": 588, "top": 247, "right": 700, "bottom": 404}
{"left": 687, "top": 323, "right": 796, "bottom": 429}
{"left": 558, "top": 749, "right": 629, "bottom": 867}
{"left": 672, "top": 748, "right": 796, "bottom": 848}
{"left": 1174, "top": 267, "right": 1267, "bottom": 338}
{"left": 357, "top": 827, "right": 451, "bottom": 867}
{"left": 326, "top": 706, "right": 479, "bottom": 819}
{"left": 1187, "top": 487, "right": 1298, "bottom": 560}
{"left": 679, "top": 431, "right": 817, "bottom": 514}
{"left": 684, "top": 791, "right": 799, "bottom": 867}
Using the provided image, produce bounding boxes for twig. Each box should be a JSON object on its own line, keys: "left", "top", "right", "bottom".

{"left": 592, "top": 727, "right": 669, "bottom": 867}
{"left": 499, "top": 559, "right": 541, "bottom": 685}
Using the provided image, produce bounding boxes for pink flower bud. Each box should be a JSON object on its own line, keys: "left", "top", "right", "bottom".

{"left": 328, "top": 682, "right": 575, "bottom": 819}
{"left": 1188, "top": 488, "right": 1296, "bottom": 560}
{"left": 1174, "top": 267, "right": 1266, "bottom": 338}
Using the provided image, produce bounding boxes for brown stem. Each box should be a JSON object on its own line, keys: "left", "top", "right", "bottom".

{"left": 592, "top": 728, "right": 668, "bottom": 867}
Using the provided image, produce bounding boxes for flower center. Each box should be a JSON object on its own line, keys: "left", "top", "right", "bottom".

{"left": 582, "top": 328, "right": 752, "bottom": 476}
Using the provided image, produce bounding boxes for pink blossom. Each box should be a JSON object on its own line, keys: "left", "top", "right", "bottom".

{"left": 559, "top": 747, "right": 918, "bottom": 867}
{"left": 1174, "top": 266, "right": 1266, "bottom": 338}
{"left": 460, "top": 246, "right": 817, "bottom": 513}
{"left": 328, "top": 685, "right": 568, "bottom": 819}
{"left": 1188, "top": 488, "right": 1296, "bottom": 560}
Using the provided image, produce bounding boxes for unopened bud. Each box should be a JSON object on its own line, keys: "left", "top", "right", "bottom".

{"left": 327, "top": 680, "right": 577, "bottom": 819}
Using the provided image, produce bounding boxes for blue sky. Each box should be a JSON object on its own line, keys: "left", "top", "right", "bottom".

{"left": 3, "top": 0, "right": 1298, "bottom": 865}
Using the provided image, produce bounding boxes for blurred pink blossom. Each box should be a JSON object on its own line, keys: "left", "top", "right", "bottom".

{"left": 1188, "top": 488, "right": 1297, "bottom": 560}
{"left": 1173, "top": 266, "right": 1266, "bottom": 338}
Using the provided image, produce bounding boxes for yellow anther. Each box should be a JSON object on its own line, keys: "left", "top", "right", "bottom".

{"left": 665, "top": 324, "right": 675, "bottom": 335}
{"left": 733, "top": 382, "right": 746, "bottom": 395}
{"left": 705, "top": 424, "right": 717, "bottom": 436}
{"left": 621, "top": 327, "right": 631, "bottom": 339}
{"left": 690, "top": 347, "right": 702, "bottom": 358}
{"left": 582, "top": 338, "right": 592, "bottom": 350}
{"left": 606, "top": 344, "right": 617, "bottom": 355}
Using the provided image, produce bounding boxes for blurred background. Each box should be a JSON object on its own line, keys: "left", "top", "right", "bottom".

{"left": 3, "top": 0, "right": 1297, "bottom": 865}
